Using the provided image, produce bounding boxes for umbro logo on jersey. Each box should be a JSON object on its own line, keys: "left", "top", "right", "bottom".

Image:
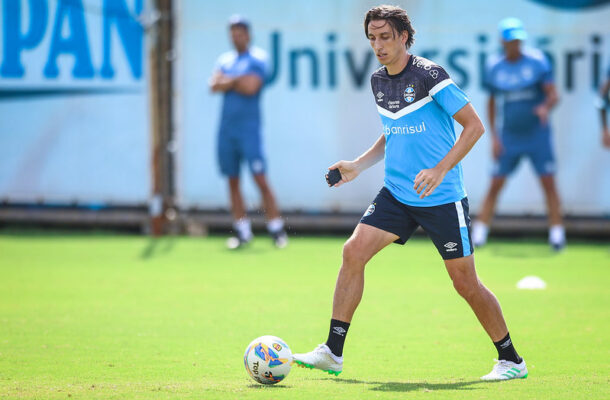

{"left": 376, "top": 91, "right": 384, "bottom": 102}
{"left": 444, "top": 242, "right": 458, "bottom": 252}
{"left": 333, "top": 327, "right": 347, "bottom": 336}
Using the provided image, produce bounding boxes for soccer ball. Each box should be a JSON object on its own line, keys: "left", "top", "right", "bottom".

{"left": 243, "top": 335, "right": 292, "bottom": 384}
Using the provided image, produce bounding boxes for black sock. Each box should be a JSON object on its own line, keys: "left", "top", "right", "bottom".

{"left": 494, "top": 332, "right": 522, "bottom": 364}
{"left": 325, "top": 319, "right": 350, "bottom": 357}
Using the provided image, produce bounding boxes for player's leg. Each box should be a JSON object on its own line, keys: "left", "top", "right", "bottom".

{"left": 293, "top": 187, "right": 415, "bottom": 375}
{"left": 226, "top": 177, "right": 253, "bottom": 249}
{"left": 228, "top": 176, "right": 246, "bottom": 220}
{"left": 333, "top": 223, "right": 399, "bottom": 322}
{"left": 472, "top": 176, "right": 506, "bottom": 246}
{"left": 252, "top": 173, "right": 288, "bottom": 248}
{"left": 529, "top": 132, "right": 565, "bottom": 250}
{"left": 444, "top": 256, "right": 508, "bottom": 341}
{"left": 472, "top": 147, "right": 520, "bottom": 247}
{"left": 218, "top": 133, "right": 251, "bottom": 248}
{"left": 416, "top": 197, "right": 526, "bottom": 380}
{"left": 539, "top": 175, "right": 565, "bottom": 250}
{"left": 252, "top": 173, "right": 280, "bottom": 219}
{"left": 293, "top": 223, "right": 398, "bottom": 375}
{"left": 242, "top": 130, "right": 288, "bottom": 247}
{"left": 444, "top": 256, "right": 527, "bottom": 380}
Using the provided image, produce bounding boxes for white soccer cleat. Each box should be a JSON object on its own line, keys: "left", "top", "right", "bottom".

{"left": 271, "top": 230, "right": 288, "bottom": 249}
{"left": 226, "top": 235, "right": 250, "bottom": 250}
{"left": 481, "top": 359, "right": 528, "bottom": 381}
{"left": 292, "top": 344, "right": 343, "bottom": 376}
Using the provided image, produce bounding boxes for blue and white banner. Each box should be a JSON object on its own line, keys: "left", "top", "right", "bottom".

{"left": 175, "top": 0, "right": 610, "bottom": 215}
{"left": 0, "top": 0, "right": 150, "bottom": 204}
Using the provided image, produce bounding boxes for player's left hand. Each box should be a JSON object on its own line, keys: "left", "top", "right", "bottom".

{"left": 414, "top": 166, "right": 447, "bottom": 199}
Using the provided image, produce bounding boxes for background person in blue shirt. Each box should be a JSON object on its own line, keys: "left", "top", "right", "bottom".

{"left": 293, "top": 5, "right": 527, "bottom": 381}
{"left": 209, "top": 16, "right": 287, "bottom": 249}
{"left": 472, "top": 18, "right": 565, "bottom": 250}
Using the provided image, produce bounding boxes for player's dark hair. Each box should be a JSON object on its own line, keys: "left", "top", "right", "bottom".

{"left": 364, "top": 5, "right": 415, "bottom": 49}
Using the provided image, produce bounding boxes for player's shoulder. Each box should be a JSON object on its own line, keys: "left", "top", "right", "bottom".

{"left": 248, "top": 46, "right": 269, "bottom": 65}
{"left": 217, "top": 50, "right": 237, "bottom": 67}
{"left": 371, "top": 65, "right": 388, "bottom": 80}
{"left": 410, "top": 55, "right": 450, "bottom": 88}
{"left": 522, "top": 46, "right": 550, "bottom": 67}
{"left": 486, "top": 52, "right": 505, "bottom": 71}
{"left": 522, "top": 46, "right": 546, "bottom": 61}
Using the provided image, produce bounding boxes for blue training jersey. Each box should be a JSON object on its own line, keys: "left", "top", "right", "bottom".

{"left": 485, "top": 47, "right": 553, "bottom": 135}
{"left": 371, "top": 55, "right": 470, "bottom": 207}
{"left": 215, "top": 47, "right": 268, "bottom": 132}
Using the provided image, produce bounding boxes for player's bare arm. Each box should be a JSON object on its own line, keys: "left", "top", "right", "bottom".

{"left": 232, "top": 74, "right": 263, "bottom": 96}
{"left": 487, "top": 95, "right": 503, "bottom": 159}
{"left": 209, "top": 71, "right": 235, "bottom": 92}
{"left": 209, "top": 72, "right": 262, "bottom": 96}
{"left": 534, "top": 82, "right": 559, "bottom": 124}
{"left": 414, "top": 103, "right": 485, "bottom": 198}
{"left": 328, "top": 133, "right": 386, "bottom": 188}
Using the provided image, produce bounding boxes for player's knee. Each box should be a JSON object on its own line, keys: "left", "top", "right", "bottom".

{"left": 452, "top": 275, "right": 479, "bottom": 301}
{"left": 342, "top": 239, "right": 368, "bottom": 268}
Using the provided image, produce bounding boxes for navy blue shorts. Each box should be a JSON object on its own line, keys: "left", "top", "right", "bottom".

{"left": 217, "top": 129, "right": 266, "bottom": 177}
{"left": 494, "top": 130, "right": 556, "bottom": 177}
{"left": 360, "top": 187, "right": 474, "bottom": 260}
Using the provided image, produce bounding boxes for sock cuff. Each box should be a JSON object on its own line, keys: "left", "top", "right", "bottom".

{"left": 267, "top": 217, "right": 284, "bottom": 233}
{"left": 233, "top": 218, "right": 252, "bottom": 239}
{"left": 493, "top": 332, "right": 511, "bottom": 346}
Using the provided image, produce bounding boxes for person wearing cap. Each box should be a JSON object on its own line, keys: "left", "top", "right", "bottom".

{"left": 209, "top": 16, "right": 288, "bottom": 249}
{"left": 596, "top": 64, "right": 610, "bottom": 149}
{"left": 472, "top": 17, "right": 565, "bottom": 250}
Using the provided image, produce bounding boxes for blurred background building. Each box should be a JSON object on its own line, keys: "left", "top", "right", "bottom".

{"left": 1, "top": 0, "right": 609, "bottom": 237}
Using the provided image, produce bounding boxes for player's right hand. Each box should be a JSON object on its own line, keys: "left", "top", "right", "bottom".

{"left": 327, "top": 160, "right": 360, "bottom": 187}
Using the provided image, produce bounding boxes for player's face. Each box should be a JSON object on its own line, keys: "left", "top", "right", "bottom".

{"left": 230, "top": 26, "right": 250, "bottom": 53}
{"left": 367, "top": 20, "right": 408, "bottom": 67}
{"left": 502, "top": 39, "right": 522, "bottom": 60}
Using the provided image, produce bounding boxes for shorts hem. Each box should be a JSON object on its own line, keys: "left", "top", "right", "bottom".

{"left": 359, "top": 221, "right": 407, "bottom": 245}
{"left": 439, "top": 250, "right": 474, "bottom": 260}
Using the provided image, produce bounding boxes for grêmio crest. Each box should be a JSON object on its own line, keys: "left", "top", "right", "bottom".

{"left": 404, "top": 85, "right": 416, "bottom": 103}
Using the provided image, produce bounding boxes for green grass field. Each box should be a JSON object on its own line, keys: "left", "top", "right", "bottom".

{"left": 0, "top": 232, "right": 608, "bottom": 399}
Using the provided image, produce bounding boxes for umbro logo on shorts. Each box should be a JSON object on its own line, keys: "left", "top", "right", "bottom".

{"left": 444, "top": 242, "right": 458, "bottom": 252}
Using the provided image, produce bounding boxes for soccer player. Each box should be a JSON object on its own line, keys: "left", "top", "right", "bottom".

{"left": 597, "top": 64, "right": 610, "bottom": 149}
{"left": 471, "top": 18, "right": 565, "bottom": 250}
{"left": 292, "top": 5, "right": 527, "bottom": 381}
{"left": 209, "top": 15, "right": 288, "bottom": 249}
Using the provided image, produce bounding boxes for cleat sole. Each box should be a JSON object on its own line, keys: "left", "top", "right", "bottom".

{"left": 294, "top": 360, "right": 341, "bottom": 375}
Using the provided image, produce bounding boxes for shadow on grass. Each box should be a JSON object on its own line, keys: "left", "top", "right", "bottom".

{"left": 140, "top": 237, "right": 175, "bottom": 259}
{"left": 246, "top": 384, "right": 293, "bottom": 389}
{"left": 333, "top": 378, "right": 490, "bottom": 393}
